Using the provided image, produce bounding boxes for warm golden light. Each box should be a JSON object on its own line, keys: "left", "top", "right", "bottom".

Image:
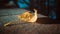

{"left": 4, "top": 9, "right": 37, "bottom": 26}
{"left": 18, "top": 9, "right": 37, "bottom": 23}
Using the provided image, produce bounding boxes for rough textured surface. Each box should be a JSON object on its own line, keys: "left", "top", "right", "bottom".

{"left": 0, "top": 22, "right": 60, "bottom": 34}
{"left": 0, "top": 18, "right": 60, "bottom": 34}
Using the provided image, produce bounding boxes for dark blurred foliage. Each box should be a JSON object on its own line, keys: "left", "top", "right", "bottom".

{"left": 0, "top": 0, "right": 9, "bottom": 8}
{"left": 0, "top": 0, "right": 60, "bottom": 20}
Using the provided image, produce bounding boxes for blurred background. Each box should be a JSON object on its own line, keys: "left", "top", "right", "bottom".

{"left": 0, "top": 0, "right": 58, "bottom": 20}
{"left": 0, "top": 0, "right": 60, "bottom": 24}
